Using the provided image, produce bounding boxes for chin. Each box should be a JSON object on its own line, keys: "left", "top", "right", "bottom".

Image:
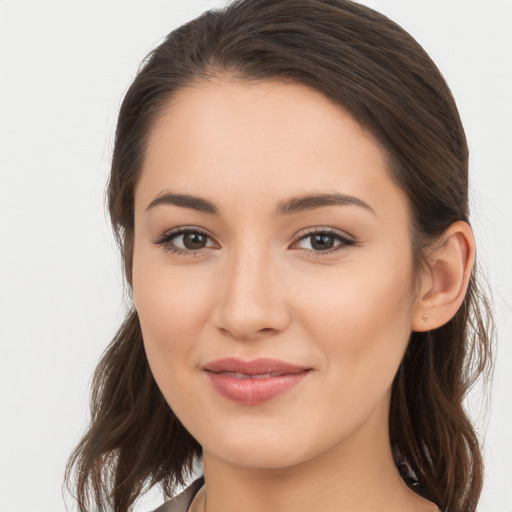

{"left": 207, "top": 441, "right": 308, "bottom": 470}
{"left": 199, "top": 420, "right": 330, "bottom": 471}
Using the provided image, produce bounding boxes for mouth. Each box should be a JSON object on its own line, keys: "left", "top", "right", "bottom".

{"left": 203, "top": 358, "right": 312, "bottom": 404}
{"left": 211, "top": 371, "right": 297, "bottom": 379}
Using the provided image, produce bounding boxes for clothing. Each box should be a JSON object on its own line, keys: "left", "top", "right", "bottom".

{"left": 152, "top": 477, "right": 204, "bottom": 512}
{"left": 152, "top": 476, "right": 442, "bottom": 512}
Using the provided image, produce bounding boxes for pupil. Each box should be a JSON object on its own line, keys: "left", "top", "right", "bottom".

{"left": 184, "top": 233, "right": 206, "bottom": 249}
{"left": 311, "top": 234, "right": 334, "bottom": 250}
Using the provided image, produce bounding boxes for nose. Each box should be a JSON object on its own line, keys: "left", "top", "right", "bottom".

{"left": 212, "top": 247, "right": 292, "bottom": 342}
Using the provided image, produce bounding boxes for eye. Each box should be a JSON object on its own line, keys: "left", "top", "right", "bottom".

{"left": 293, "top": 228, "right": 355, "bottom": 255}
{"left": 154, "top": 228, "right": 218, "bottom": 255}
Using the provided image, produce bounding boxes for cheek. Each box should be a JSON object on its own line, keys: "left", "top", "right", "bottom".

{"left": 298, "top": 253, "right": 415, "bottom": 390}
{"left": 133, "top": 235, "right": 214, "bottom": 329}
{"left": 132, "top": 250, "right": 214, "bottom": 385}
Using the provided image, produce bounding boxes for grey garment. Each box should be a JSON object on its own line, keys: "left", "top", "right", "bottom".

{"left": 151, "top": 475, "right": 443, "bottom": 512}
{"left": 152, "top": 478, "right": 205, "bottom": 512}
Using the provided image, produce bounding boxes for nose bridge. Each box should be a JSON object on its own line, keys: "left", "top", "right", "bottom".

{"left": 213, "top": 239, "right": 290, "bottom": 341}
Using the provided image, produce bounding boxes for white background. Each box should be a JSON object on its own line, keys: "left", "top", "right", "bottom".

{"left": 0, "top": 1, "right": 510, "bottom": 511}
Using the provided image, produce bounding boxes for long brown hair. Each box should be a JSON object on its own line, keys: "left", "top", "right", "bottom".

{"left": 66, "top": 1, "right": 494, "bottom": 511}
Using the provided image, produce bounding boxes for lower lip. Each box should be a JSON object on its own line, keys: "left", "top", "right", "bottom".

{"left": 205, "top": 371, "right": 310, "bottom": 405}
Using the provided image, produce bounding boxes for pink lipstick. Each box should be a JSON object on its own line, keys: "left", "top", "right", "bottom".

{"left": 203, "top": 357, "right": 311, "bottom": 405}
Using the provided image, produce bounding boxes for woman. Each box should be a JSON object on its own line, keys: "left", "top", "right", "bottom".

{"left": 66, "top": 1, "right": 494, "bottom": 511}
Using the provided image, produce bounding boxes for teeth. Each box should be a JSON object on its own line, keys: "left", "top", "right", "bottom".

{"left": 219, "top": 372, "right": 250, "bottom": 379}
{"left": 219, "top": 371, "right": 284, "bottom": 379}
{"left": 234, "top": 372, "right": 252, "bottom": 380}
{"left": 252, "top": 372, "right": 275, "bottom": 379}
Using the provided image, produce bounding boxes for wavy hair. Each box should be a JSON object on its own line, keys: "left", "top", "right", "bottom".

{"left": 66, "top": 1, "right": 494, "bottom": 511}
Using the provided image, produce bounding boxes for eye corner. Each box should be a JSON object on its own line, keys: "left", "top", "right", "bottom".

{"left": 291, "top": 227, "right": 357, "bottom": 256}
{"left": 153, "top": 226, "right": 219, "bottom": 256}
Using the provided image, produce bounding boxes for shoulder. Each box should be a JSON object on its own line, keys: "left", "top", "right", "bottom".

{"left": 152, "top": 477, "right": 205, "bottom": 512}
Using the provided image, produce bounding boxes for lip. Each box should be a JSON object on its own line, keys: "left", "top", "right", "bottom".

{"left": 203, "top": 358, "right": 312, "bottom": 405}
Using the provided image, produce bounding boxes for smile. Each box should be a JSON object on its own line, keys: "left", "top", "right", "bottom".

{"left": 203, "top": 358, "right": 312, "bottom": 405}
{"left": 215, "top": 371, "right": 292, "bottom": 379}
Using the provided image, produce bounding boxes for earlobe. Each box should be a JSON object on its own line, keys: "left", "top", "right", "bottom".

{"left": 412, "top": 221, "right": 475, "bottom": 332}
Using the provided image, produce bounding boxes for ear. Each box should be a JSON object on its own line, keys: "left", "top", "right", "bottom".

{"left": 412, "top": 221, "right": 475, "bottom": 332}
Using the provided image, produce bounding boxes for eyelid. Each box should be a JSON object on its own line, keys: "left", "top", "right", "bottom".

{"left": 153, "top": 226, "right": 219, "bottom": 255}
{"left": 153, "top": 226, "right": 214, "bottom": 243}
{"left": 153, "top": 225, "right": 356, "bottom": 257}
{"left": 290, "top": 227, "right": 356, "bottom": 255}
{"left": 294, "top": 226, "right": 354, "bottom": 240}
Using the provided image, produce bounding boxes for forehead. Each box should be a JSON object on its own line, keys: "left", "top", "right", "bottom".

{"left": 146, "top": 78, "right": 379, "bottom": 165}
{"left": 136, "top": 78, "right": 408, "bottom": 222}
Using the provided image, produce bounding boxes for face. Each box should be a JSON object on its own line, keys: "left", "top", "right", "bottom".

{"left": 132, "top": 79, "right": 420, "bottom": 470}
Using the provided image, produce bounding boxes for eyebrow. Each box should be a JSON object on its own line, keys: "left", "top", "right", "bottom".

{"left": 146, "top": 192, "right": 219, "bottom": 214}
{"left": 275, "top": 192, "right": 375, "bottom": 216}
{"left": 145, "top": 191, "right": 375, "bottom": 216}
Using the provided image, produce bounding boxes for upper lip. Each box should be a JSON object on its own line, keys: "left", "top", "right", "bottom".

{"left": 203, "top": 357, "right": 311, "bottom": 375}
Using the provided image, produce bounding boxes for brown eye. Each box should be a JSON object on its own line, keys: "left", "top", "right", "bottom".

{"left": 183, "top": 232, "right": 208, "bottom": 250}
{"left": 154, "top": 228, "right": 217, "bottom": 255}
{"left": 310, "top": 234, "right": 336, "bottom": 250}
{"left": 295, "top": 229, "right": 355, "bottom": 254}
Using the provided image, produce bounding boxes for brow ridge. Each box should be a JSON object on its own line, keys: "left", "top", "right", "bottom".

{"left": 275, "top": 192, "right": 375, "bottom": 216}
{"left": 145, "top": 191, "right": 374, "bottom": 216}
{"left": 146, "top": 193, "right": 219, "bottom": 214}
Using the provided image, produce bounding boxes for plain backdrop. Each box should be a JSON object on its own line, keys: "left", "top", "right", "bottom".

{"left": 0, "top": 1, "right": 511, "bottom": 511}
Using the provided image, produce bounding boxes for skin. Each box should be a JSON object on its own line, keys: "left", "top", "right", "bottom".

{"left": 131, "top": 78, "right": 471, "bottom": 511}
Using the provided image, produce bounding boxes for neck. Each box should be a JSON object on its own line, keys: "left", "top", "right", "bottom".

{"left": 199, "top": 403, "right": 437, "bottom": 512}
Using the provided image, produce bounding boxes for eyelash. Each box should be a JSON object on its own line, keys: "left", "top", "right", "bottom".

{"left": 154, "top": 228, "right": 216, "bottom": 257}
{"left": 295, "top": 227, "right": 356, "bottom": 256}
{"left": 153, "top": 227, "right": 356, "bottom": 257}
